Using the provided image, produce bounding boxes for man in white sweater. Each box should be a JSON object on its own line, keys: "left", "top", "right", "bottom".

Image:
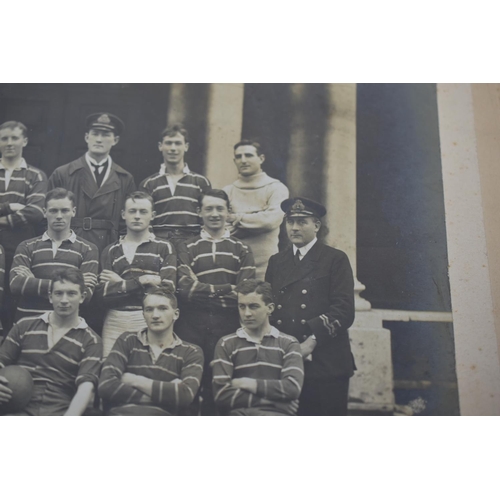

{"left": 223, "top": 140, "right": 289, "bottom": 280}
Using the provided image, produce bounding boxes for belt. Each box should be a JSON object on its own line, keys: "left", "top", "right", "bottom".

{"left": 72, "top": 217, "right": 115, "bottom": 231}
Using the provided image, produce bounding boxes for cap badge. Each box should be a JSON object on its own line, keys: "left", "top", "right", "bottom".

{"left": 97, "top": 114, "right": 111, "bottom": 125}
{"left": 291, "top": 199, "right": 305, "bottom": 212}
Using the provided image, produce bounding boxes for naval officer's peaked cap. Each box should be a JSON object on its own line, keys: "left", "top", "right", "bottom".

{"left": 86, "top": 112, "right": 125, "bottom": 135}
{"left": 281, "top": 197, "right": 327, "bottom": 219}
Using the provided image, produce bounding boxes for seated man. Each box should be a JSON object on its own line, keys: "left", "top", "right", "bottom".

{"left": 0, "top": 269, "right": 102, "bottom": 416}
{"left": 212, "top": 279, "right": 304, "bottom": 416}
{"left": 95, "top": 191, "right": 176, "bottom": 357}
{"left": 9, "top": 188, "right": 99, "bottom": 321}
{"left": 98, "top": 288, "right": 203, "bottom": 416}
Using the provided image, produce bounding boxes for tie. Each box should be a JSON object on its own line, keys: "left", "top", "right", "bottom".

{"left": 294, "top": 248, "right": 301, "bottom": 266}
{"left": 90, "top": 160, "right": 108, "bottom": 187}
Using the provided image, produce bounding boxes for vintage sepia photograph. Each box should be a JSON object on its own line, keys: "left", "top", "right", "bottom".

{"left": 0, "top": 83, "right": 462, "bottom": 416}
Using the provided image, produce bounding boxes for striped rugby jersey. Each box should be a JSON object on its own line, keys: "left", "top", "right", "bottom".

{"left": 0, "top": 159, "right": 47, "bottom": 228}
{"left": 0, "top": 313, "right": 103, "bottom": 399}
{"left": 0, "top": 245, "right": 4, "bottom": 330}
{"left": 98, "top": 330, "right": 203, "bottom": 415}
{"left": 139, "top": 164, "right": 211, "bottom": 234}
{"left": 212, "top": 326, "right": 304, "bottom": 415}
{"left": 10, "top": 231, "right": 99, "bottom": 319}
{"left": 95, "top": 234, "right": 176, "bottom": 311}
{"left": 177, "top": 229, "right": 256, "bottom": 310}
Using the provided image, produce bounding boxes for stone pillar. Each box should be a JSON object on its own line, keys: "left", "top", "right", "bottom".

{"left": 204, "top": 83, "right": 245, "bottom": 189}
{"left": 323, "top": 83, "right": 394, "bottom": 414}
{"left": 167, "top": 84, "right": 188, "bottom": 125}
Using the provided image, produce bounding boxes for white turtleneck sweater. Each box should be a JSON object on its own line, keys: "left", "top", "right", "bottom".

{"left": 223, "top": 172, "right": 289, "bottom": 280}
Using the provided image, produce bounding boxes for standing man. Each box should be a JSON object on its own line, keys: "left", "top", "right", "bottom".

{"left": 48, "top": 112, "right": 136, "bottom": 255}
{"left": 139, "top": 125, "right": 211, "bottom": 245}
{"left": 212, "top": 279, "right": 304, "bottom": 416}
{"left": 0, "top": 269, "right": 102, "bottom": 416}
{"left": 223, "top": 140, "right": 289, "bottom": 280}
{"left": 95, "top": 191, "right": 177, "bottom": 357}
{"left": 265, "top": 197, "right": 355, "bottom": 416}
{"left": 0, "top": 121, "right": 48, "bottom": 332}
{"left": 9, "top": 188, "right": 98, "bottom": 321}
{"left": 176, "top": 189, "right": 256, "bottom": 414}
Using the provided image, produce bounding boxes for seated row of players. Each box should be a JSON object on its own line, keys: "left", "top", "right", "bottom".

{"left": 0, "top": 114, "right": 355, "bottom": 416}
{"left": 0, "top": 271, "right": 304, "bottom": 416}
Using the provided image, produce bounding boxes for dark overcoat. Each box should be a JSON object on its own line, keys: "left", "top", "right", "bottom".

{"left": 265, "top": 241, "right": 355, "bottom": 379}
{"left": 48, "top": 156, "right": 136, "bottom": 254}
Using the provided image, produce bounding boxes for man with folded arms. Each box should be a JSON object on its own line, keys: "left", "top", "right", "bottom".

{"left": 98, "top": 289, "right": 203, "bottom": 416}
{"left": 0, "top": 268, "right": 102, "bottom": 416}
{"left": 212, "top": 279, "right": 304, "bottom": 416}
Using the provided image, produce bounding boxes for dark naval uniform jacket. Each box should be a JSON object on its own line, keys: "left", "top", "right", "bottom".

{"left": 265, "top": 241, "right": 355, "bottom": 380}
{"left": 49, "top": 156, "right": 136, "bottom": 254}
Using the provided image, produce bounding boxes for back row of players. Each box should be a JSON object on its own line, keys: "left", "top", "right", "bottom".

{"left": 0, "top": 113, "right": 355, "bottom": 416}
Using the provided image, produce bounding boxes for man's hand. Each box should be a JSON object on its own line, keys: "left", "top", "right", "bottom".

{"left": 231, "top": 377, "right": 258, "bottom": 394}
{"left": 121, "top": 372, "right": 140, "bottom": 387}
{"left": 300, "top": 335, "right": 317, "bottom": 358}
{"left": 274, "top": 399, "right": 299, "bottom": 415}
{"left": 0, "top": 376, "right": 13, "bottom": 404}
{"left": 9, "top": 203, "right": 26, "bottom": 212}
{"left": 138, "top": 275, "right": 161, "bottom": 287}
{"left": 84, "top": 274, "right": 98, "bottom": 289}
{"left": 14, "top": 267, "right": 35, "bottom": 278}
{"left": 139, "top": 393, "right": 153, "bottom": 404}
{"left": 99, "top": 270, "right": 123, "bottom": 284}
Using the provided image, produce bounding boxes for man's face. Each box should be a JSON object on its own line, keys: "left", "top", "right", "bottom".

{"left": 143, "top": 294, "right": 179, "bottom": 334}
{"left": 199, "top": 195, "right": 229, "bottom": 232}
{"left": 49, "top": 280, "right": 85, "bottom": 318}
{"left": 158, "top": 132, "right": 189, "bottom": 165}
{"left": 286, "top": 216, "right": 320, "bottom": 248}
{"left": 122, "top": 198, "right": 155, "bottom": 233}
{"left": 85, "top": 128, "right": 119, "bottom": 157}
{"left": 0, "top": 127, "right": 28, "bottom": 161}
{"left": 238, "top": 291, "right": 274, "bottom": 332}
{"left": 44, "top": 197, "right": 76, "bottom": 234}
{"left": 233, "top": 145, "right": 264, "bottom": 177}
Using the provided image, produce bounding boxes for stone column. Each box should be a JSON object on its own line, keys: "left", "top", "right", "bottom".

{"left": 204, "top": 83, "right": 245, "bottom": 189}
{"left": 167, "top": 84, "right": 188, "bottom": 125}
{"left": 323, "top": 83, "right": 394, "bottom": 414}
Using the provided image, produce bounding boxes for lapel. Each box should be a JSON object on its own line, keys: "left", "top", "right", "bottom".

{"left": 71, "top": 156, "right": 99, "bottom": 199}
{"left": 278, "top": 242, "right": 322, "bottom": 289}
{"left": 93, "top": 164, "right": 122, "bottom": 198}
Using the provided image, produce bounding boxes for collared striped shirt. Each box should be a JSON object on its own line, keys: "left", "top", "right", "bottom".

{"left": 139, "top": 164, "right": 211, "bottom": 234}
{"left": 177, "top": 229, "right": 256, "bottom": 310}
{"left": 0, "top": 245, "right": 4, "bottom": 330}
{"left": 10, "top": 231, "right": 99, "bottom": 319}
{"left": 212, "top": 327, "right": 304, "bottom": 415}
{"left": 98, "top": 329, "right": 203, "bottom": 415}
{"left": 0, "top": 313, "right": 103, "bottom": 398}
{"left": 95, "top": 235, "right": 176, "bottom": 311}
{"left": 0, "top": 159, "right": 47, "bottom": 228}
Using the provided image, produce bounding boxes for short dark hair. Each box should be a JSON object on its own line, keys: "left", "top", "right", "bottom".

{"left": 236, "top": 279, "right": 274, "bottom": 305}
{"left": 45, "top": 188, "right": 76, "bottom": 208}
{"left": 200, "top": 189, "right": 230, "bottom": 209}
{"left": 233, "top": 139, "right": 263, "bottom": 156}
{"left": 124, "top": 191, "right": 154, "bottom": 210}
{"left": 142, "top": 287, "right": 178, "bottom": 309}
{"left": 159, "top": 124, "right": 189, "bottom": 143}
{"left": 0, "top": 121, "right": 28, "bottom": 139}
{"left": 50, "top": 268, "right": 85, "bottom": 294}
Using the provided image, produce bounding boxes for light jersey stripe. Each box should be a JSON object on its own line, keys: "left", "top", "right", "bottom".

{"left": 211, "top": 328, "right": 305, "bottom": 414}
{"left": 98, "top": 330, "right": 204, "bottom": 415}
{"left": 139, "top": 166, "right": 211, "bottom": 231}
{"left": 9, "top": 232, "right": 99, "bottom": 320}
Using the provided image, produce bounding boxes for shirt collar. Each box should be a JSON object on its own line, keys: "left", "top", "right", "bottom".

{"left": 119, "top": 232, "right": 156, "bottom": 244}
{"left": 293, "top": 237, "right": 318, "bottom": 257}
{"left": 86, "top": 152, "right": 111, "bottom": 168}
{"left": 40, "top": 311, "right": 88, "bottom": 329}
{"left": 159, "top": 163, "right": 190, "bottom": 176}
{"left": 0, "top": 158, "right": 27, "bottom": 170}
{"left": 42, "top": 230, "right": 77, "bottom": 243}
{"left": 200, "top": 228, "right": 231, "bottom": 241}
{"left": 235, "top": 326, "right": 279, "bottom": 344}
{"left": 137, "top": 329, "right": 182, "bottom": 350}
